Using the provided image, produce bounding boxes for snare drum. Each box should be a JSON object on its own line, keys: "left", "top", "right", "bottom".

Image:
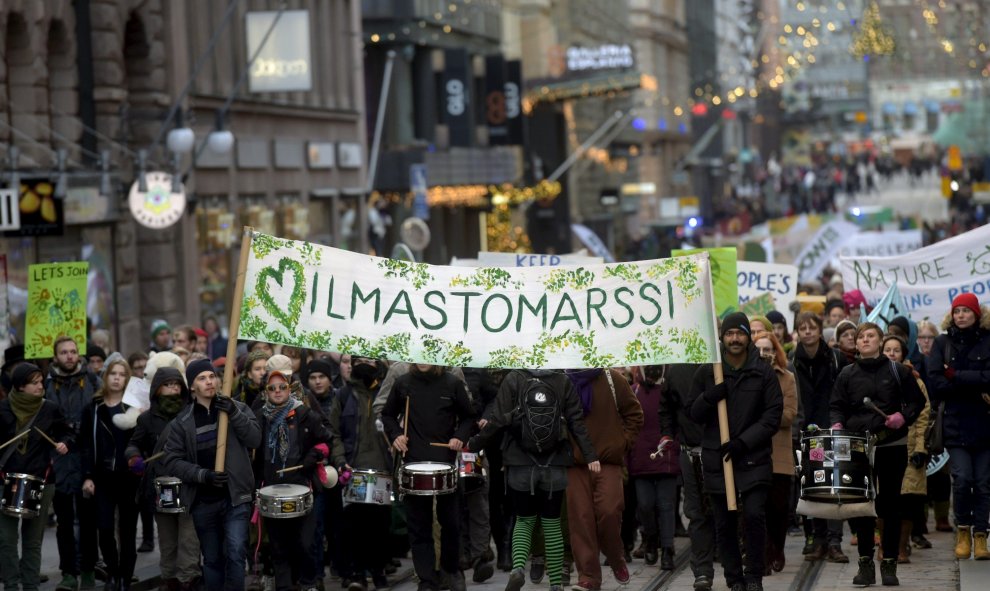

{"left": 154, "top": 477, "right": 184, "bottom": 513}
{"left": 1, "top": 473, "right": 46, "bottom": 518}
{"left": 800, "top": 429, "right": 872, "bottom": 504}
{"left": 457, "top": 451, "right": 486, "bottom": 492}
{"left": 257, "top": 484, "right": 313, "bottom": 518}
{"left": 398, "top": 462, "right": 457, "bottom": 496}
{"left": 342, "top": 470, "right": 393, "bottom": 506}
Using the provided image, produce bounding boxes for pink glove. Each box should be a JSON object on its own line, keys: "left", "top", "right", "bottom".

{"left": 313, "top": 443, "right": 330, "bottom": 458}
{"left": 831, "top": 423, "right": 844, "bottom": 430}
{"left": 885, "top": 412, "right": 905, "bottom": 430}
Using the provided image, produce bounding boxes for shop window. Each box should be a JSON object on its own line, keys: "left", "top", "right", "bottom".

{"left": 196, "top": 197, "right": 235, "bottom": 330}
{"left": 276, "top": 194, "right": 310, "bottom": 240}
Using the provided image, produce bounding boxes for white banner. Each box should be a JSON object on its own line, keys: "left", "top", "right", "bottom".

{"left": 795, "top": 220, "right": 860, "bottom": 282}
{"left": 838, "top": 229, "right": 922, "bottom": 258}
{"left": 840, "top": 224, "right": 990, "bottom": 321}
{"left": 737, "top": 261, "right": 799, "bottom": 315}
{"left": 239, "top": 232, "right": 721, "bottom": 368}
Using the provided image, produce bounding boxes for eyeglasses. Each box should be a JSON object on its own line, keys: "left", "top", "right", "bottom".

{"left": 266, "top": 383, "right": 289, "bottom": 393}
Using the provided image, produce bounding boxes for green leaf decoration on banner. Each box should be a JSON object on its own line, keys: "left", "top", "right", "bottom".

{"left": 251, "top": 234, "right": 294, "bottom": 259}
{"left": 377, "top": 259, "right": 433, "bottom": 289}
{"left": 603, "top": 264, "right": 643, "bottom": 282}
{"left": 449, "top": 267, "right": 523, "bottom": 290}
{"left": 255, "top": 257, "right": 306, "bottom": 336}
{"left": 543, "top": 268, "right": 596, "bottom": 294}
{"left": 421, "top": 336, "right": 474, "bottom": 366}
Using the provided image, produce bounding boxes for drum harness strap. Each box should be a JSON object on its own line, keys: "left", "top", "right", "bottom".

{"left": 0, "top": 411, "right": 43, "bottom": 477}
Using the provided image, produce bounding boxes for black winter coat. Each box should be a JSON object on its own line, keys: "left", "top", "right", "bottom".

{"left": 830, "top": 356, "right": 926, "bottom": 442}
{"left": 0, "top": 398, "right": 74, "bottom": 482}
{"left": 79, "top": 398, "right": 136, "bottom": 479}
{"left": 468, "top": 369, "right": 597, "bottom": 468}
{"left": 659, "top": 364, "right": 705, "bottom": 447}
{"left": 790, "top": 339, "right": 849, "bottom": 430}
{"left": 253, "top": 402, "right": 332, "bottom": 489}
{"left": 689, "top": 347, "right": 783, "bottom": 494}
{"left": 126, "top": 406, "right": 182, "bottom": 502}
{"left": 381, "top": 370, "right": 475, "bottom": 465}
{"left": 927, "top": 326, "right": 990, "bottom": 448}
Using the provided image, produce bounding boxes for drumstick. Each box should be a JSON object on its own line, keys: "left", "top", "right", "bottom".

{"left": 430, "top": 442, "right": 452, "bottom": 448}
{"left": 862, "top": 397, "right": 889, "bottom": 419}
{"left": 145, "top": 451, "right": 166, "bottom": 463}
{"left": 0, "top": 429, "right": 30, "bottom": 451}
{"left": 649, "top": 439, "right": 672, "bottom": 460}
{"left": 276, "top": 464, "right": 305, "bottom": 474}
{"left": 33, "top": 427, "right": 58, "bottom": 448}
{"left": 402, "top": 395, "right": 410, "bottom": 458}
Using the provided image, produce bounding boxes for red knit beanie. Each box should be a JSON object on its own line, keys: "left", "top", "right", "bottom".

{"left": 952, "top": 293, "right": 981, "bottom": 319}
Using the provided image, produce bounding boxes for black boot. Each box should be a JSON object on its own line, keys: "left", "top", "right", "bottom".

{"left": 880, "top": 558, "right": 899, "bottom": 586}
{"left": 852, "top": 557, "right": 875, "bottom": 586}
{"left": 644, "top": 538, "right": 658, "bottom": 566}
{"left": 660, "top": 547, "right": 675, "bottom": 571}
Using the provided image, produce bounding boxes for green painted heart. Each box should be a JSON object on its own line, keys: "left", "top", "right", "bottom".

{"left": 255, "top": 257, "right": 306, "bottom": 335}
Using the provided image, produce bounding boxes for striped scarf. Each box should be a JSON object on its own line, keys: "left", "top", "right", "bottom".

{"left": 262, "top": 398, "right": 302, "bottom": 469}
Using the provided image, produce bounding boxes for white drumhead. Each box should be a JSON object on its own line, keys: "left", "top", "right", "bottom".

{"left": 404, "top": 462, "right": 452, "bottom": 472}
{"left": 260, "top": 483, "right": 310, "bottom": 496}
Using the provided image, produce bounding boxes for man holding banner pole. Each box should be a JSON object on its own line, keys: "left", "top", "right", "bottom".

{"left": 690, "top": 312, "right": 783, "bottom": 591}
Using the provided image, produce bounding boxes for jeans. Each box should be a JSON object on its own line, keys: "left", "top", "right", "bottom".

{"left": 680, "top": 449, "right": 715, "bottom": 580}
{"left": 95, "top": 471, "right": 140, "bottom": 581}
{"left": 0, "top": 485, "right": 55, "bottom": 591}
{"left": 406, "top": 492, "right": 461, "bottom": 585}
{"left": 459, "top": 479, "right": 491, "bottom": 564}
{"left": 766, "top": 474, "right": 792, "bottom": 560}
{"left": 805, "top": 518, "right": 843, "bottom": 547}
{"left": 710, "top": 485, "right": 768, "bottom": 587}
{"left": 266, "top": 510, "right": 318, "bottom": 591}
{"left": 947, "top": 446, "right": 990, "bottom": 533}
{"left": 53, "top": 490, "right": 97, "bottom": 575}
{"left": 191, "top": 497, "right": 251, "bottom": 591}
{"left": 308, "top": 490, "right": 326, "bottom": 580}
{"left": 633, "top": 475, "right": 677, "bottom": 548}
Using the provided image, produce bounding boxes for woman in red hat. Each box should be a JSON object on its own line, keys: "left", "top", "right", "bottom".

{"left": 926, "top": 293, "right": 990, "bottom": 561}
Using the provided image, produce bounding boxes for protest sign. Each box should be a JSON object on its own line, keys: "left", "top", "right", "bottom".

{"left": 477, "top": 251, "right": 604, "bottom": 267}
{"left": 737, "top": 261, "right": 798, "bottom": 314}
{"left": 840, "top": 223, "right": 990, "bottom": 321}
{"left": 794, "top": 220, "right": 860, "bottom": 282}
{"left": 740, "top": 292, "right": 776, "bottom": 317}
{"left": 238, "top": 232, "right": 721, "bottom": 368}
{"left": 25, "top": 262, "right": 88, "bottom": 359}
{"left": 672, "top": 247, "right": 738, "bottom": 318}
{"left": 838, "top": 229, "right": 922, "bottom": 258}
{"left": 863, "top": 282, "right": 907, "bottom": 333}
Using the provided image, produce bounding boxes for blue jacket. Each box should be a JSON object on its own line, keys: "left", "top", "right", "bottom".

{"left": 927, "top": 325, "right": 990, "bottom": 448}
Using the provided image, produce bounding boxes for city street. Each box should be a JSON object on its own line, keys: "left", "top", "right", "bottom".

{"left": 837, "top": 172, "right": 949, "bottom": 224}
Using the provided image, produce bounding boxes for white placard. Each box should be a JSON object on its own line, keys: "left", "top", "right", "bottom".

{"left": 838, "top": 229, "right": 922, "bottom": 257}
{"left": 737, "top": 261, "right": 799, "bottom": 315}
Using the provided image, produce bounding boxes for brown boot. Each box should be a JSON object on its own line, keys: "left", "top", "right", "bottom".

{"left": 935, "top": 502, "right": 952, "bottom": 531}
{"left": 898, "top": 520, "right": 913, "bottom": 563}
{"left": 956, "top": 526, "right": 973, "bottom": 559}
{"left": 974, "top": 531, "right": 990, "bottom": 560}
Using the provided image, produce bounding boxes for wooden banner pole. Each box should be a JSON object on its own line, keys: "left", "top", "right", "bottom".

{"left": 714, "top": 362, "right": 738, "bottom": 511}
{"left": 216, "top": 226, "right": 254, "bottom": 472}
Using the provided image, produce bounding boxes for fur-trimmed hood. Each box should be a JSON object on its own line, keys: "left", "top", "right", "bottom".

{"left": 940, "top": 304, "right": 990, "bottom": 332}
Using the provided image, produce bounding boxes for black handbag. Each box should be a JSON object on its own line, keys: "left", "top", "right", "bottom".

{"left": 925, "top": 400, "right": 944, "bottom": 455}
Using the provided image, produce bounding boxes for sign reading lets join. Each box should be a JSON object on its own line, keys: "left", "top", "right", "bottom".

{"left": 25, "top": 262, "right": 88, "bottom": 359}
{"left": 239, "top": 232, "right": 722, "bottom": 369}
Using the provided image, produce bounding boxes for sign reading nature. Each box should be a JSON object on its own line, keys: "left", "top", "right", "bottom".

{"left": 238, "top": 232, "right": 721, "bottom": 369}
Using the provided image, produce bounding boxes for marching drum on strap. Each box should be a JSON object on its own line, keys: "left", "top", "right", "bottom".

{"left": 257, "top": 484, "right": 313, "bottom": 518}
{"left": 1, "top": 473, "right": 46, "bottom": 518}
{"left": 342, "top": 470, "right": 393, "bottom": 506}
{"left": 398, "top": 462, "right": 457, "bottom": 496}
{"left": 457, "top": 451, "right": 486, "bottom": 492}
{"left": 799, "top": 428, "right": 872, "bottom": 503}
{"left": 154, "top": 477, "right": 184, "bottom": 513}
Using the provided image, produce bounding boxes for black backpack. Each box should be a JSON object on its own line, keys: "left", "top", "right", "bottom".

{"left": 514, "top": 376, "right": 564, "bottom": 455}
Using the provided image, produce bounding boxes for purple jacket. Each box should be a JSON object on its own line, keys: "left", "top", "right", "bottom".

{"left": 627, "top": 381, "right": 680, "bottom": 476}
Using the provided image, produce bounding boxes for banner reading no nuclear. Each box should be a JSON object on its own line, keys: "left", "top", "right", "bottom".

{"left": 239, "top": 233, "right": 721, "bottom": 368}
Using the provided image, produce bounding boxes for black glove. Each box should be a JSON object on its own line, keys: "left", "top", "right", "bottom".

{"left": 302, "top": 447, "right": 324, "bottom": 471}
{"left": 213, "top": 396, "right": 238, "bottom": 416}
{"left": 910, "top": 452, "right": 929, "bottom": 469}
{"left": 205, "top": 470, "right": 229, "bottom": 487}
{"left": 704, "top": 382, "right": 728, "bottom": 403}
{"left": 720, "top": 439, "right": 747, "bottom": 463}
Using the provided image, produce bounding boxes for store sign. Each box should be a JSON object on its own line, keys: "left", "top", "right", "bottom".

{"left": 246, "top": 10, "right": 312, "bottom": 93}
{"left": 485, "top": 55, "right": 509, "bottom": 144}
{"left": 64, "top": 186, "right": 114, "bottom": 224}
{"left": 2, "top": 178, "right": 64, "bottom": 237}
{"left": 128, "top": 172, "right": 186, "bottom": 229}
{"left": 504, "top": 60, "right": 524, "bottom": 145}
{"left": 443, "top": 49, "right": 472, "bottom": 147}
{"left": 0, "top": 188, "right": 19, "bottom": 231}
{"left": 566, "top": 44, "right": 634, "bottom": 72}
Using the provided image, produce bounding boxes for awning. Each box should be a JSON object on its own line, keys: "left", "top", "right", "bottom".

{"left": 526, "top": 71, "right": 643, "bottom": 105}
{"left": 924, "top": 100, "right": 940, "bottom": 113}
{"left": 882, "top": 102, "right": 898, "bottom": 115}
{"left": 903, "top": 102, "right": 918, "bottom": 115}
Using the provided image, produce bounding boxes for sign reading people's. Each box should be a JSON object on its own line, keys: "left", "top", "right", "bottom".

{"left": 25, "top": 262, "right": 88, "bottom": 359}
{"left": 840, "top": 223, "right": 990, "bottom": 321}
{"left": 239, "top": 233, "right": 721, "bottom": 369}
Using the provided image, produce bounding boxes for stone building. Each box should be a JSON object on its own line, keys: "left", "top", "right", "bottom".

{"left": 1, "top": 0, "right": 366, "bottom": 357}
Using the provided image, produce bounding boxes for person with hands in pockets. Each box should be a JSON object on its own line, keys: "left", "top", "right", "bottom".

{"left": 163, "top": 358, "right": 261, "bottom": 591}
{"left": 830, "top": 322, "right": 926, "bottom": 587}
{"left": 689, "top": 312, "right": 783, "bottom": 591}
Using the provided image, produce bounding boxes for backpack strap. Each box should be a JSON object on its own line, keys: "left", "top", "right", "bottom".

{"left": 604, "top": 370, "right": 619, "bottom": 413}
{"left": 889, "top": 360, "right": 902, "bottom": 387}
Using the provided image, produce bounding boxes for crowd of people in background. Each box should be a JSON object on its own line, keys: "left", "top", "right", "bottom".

{"left": 1, "top": 260, "right": 990, "bottom": 591}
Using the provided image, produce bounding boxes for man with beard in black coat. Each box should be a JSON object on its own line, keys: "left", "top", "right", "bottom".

{"left": 690, "top": 312, "right": 783, "bottom": 591}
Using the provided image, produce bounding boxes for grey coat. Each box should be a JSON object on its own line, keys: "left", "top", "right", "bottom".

{"left": 162, "top": 399, "right": 261, "bottom": 508}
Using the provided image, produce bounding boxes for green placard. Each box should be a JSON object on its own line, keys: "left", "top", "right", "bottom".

{"left": 25, "top": 262, "right": 88, "bottom": 360}
{"left": 672, "top": 247, "right": 738, "bottom": 318}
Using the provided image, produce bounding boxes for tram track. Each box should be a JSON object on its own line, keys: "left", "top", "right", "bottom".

{"left": 640, "top": 546, "right": 692, "bottom": 591}
{"left": 787, "top": 558, "right": 825, "bottom": 591}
